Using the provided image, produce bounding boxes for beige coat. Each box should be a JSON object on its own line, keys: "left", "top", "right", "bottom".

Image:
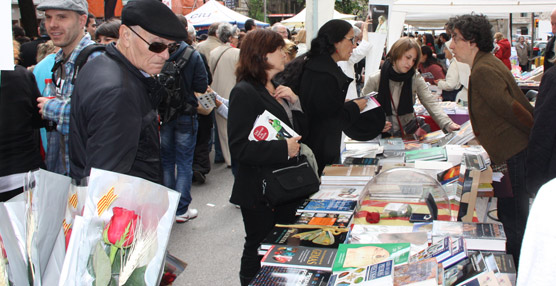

{"left": 209, "top": 44, "right": 240, "bottom": 166}
{"left": 196, "top": 35, "right": 222, "bottom": 60}
{"left": 362, "top": 70, "right": 453, "bottom": 134}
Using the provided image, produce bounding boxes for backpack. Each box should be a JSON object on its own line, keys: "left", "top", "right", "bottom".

{"left": 51, "top": 43, "right": 106, "bottom": 85}
{"left": 158, "top": 45, "right": 195, "bottom": 124}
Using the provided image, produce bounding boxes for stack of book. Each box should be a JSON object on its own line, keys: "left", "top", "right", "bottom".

{"left": 438, "top": 121, "right": 475, "bottom": 146}
{"left": 321, "top": 165, "right": 376, "bottom": 186}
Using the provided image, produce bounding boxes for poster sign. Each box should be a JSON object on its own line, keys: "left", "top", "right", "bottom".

{"left": 369, "top": 4, "right": 389, "bottom": 34}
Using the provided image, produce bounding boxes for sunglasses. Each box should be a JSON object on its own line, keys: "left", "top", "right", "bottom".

{"left": 127, "top": 26, "right": 179, "bottom": 54}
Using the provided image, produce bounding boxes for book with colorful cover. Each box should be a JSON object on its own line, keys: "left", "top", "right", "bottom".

{"left": 297, "top": 199, "right": 358, "bottom": 215}
{"left": 342, "top": 157, "right": 379, "bottom": 166}
{"left": 248, "top": 110, "right": 299, "bottom": 141}
{"left": 405, "top": 147, "right": 448, "bottom": 163}
{"left": 261, "top": 245, "right": 337, "bottom": 271}
{"left": 260, "top": 226, "right": 349, "bottom": 251}
{"left": 442, "top": 237, "right": 468, "bottom": 269}
{"left": 437, "top": 164, "right": 461, "bottom": 185}
{"left": 328, "top": 260, "right": 394, "bottom": 286}
{"left": 393, "top": 258, "right": 439, "bottom": 286}
{"left": 294, "top": 212, "right": 353, "bottom": 228}
{"left": 432, "top": 221, "right": 506, "bottom": 252}
{"left": 332, "top": 243, "right": 411, "bottom": 272}
{"left": 409, "top": 236, "right": 452, "bottom": 264}
{"left": 249, "top": 266, "right": 330, "bottom": 286}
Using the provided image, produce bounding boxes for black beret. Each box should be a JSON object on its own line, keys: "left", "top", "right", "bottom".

{"left": 343, "top": 106, "right": 386, "bottom": 141}
{"left": 122, "top": 0, "right": 187, "bottom": 41}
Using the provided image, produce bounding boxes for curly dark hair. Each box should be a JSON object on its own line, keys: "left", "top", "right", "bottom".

{"left": 236, "top": 29, "right": 285, "bottom": 85}
{"left": 446, "top": 14, "right": 494, "bottom": 53}
{"left": 307, "top": 19, "right": 352, "bottom": 58}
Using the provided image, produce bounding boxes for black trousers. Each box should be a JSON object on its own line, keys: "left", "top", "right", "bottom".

{"left": 239, "top": 200, "right": 300, "bottom": 285}
{"left": 192, "top": 112, "right": 213, "bottom": 175}
{"left": 497, "top": 149, "right": 530, "bottom": 268}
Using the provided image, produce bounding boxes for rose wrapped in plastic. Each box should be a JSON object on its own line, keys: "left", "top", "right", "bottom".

{"left": 103, "top": 207, "right": 139, "bottom": 263}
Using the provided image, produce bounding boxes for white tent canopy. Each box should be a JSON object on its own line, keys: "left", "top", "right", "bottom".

{"left": 185, "top": 0, "right": 268, "bottom": 29}
{"left": 281, "top": 8, "right": 356, "bottom": 28}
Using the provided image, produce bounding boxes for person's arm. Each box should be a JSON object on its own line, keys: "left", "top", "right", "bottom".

{"left": 192, "top": 52, "right": 208, "bottom": 93}
{"left": 41, "top": 97, "right": 71, "bottom": 135}
{"left": 361, "top": 71, "right": 380, "bottom": 97}
{"left": 414, "top": 74, "right": 455, "bottom": 130}
{"left": 436, "top": 60, "right": 461, "bottom": 91}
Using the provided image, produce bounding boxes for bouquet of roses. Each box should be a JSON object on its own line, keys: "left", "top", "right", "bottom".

{"left": 60, "top": 169, "right": 180, "bottom": 285}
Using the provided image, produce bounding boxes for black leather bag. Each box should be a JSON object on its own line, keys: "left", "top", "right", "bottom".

{"left": 260, "top": 155, "right": 320, "bottom": 207}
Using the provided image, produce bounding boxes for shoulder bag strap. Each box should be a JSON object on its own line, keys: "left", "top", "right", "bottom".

{"left": 210, "top": 46, "right": 233, "bottom": 75}
{"left": 388, "top": 92, "right": 407, "bottom": 138}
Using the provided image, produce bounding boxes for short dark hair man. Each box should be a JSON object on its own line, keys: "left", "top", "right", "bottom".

{"left": 447, "top": 14, "right": 534, "bottom": 268}
{"left": 69, "top": 0, "right": 187, "bottom": 183}
{"left": 244, "top": 18, "right": 256, "bottom": 32}
{"left": 86, "top": 13, "right": 97, "bottom": 40}
{"left": 19, "top": 19, "right": 50, "bottom": 68}
{"left": 36, "top": 0, "right": 99, "bottom": 176}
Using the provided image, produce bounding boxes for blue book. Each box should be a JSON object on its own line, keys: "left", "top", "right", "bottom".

{"left": 297, "top": 199, "right": 357, "bottom": 215}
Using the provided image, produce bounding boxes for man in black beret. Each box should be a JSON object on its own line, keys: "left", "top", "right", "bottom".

{"left": 69, "top": 0, "right": 187, "bottom": 184}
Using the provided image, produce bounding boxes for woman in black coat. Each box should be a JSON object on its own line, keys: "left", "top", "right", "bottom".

{"left": 296, "top": 19, "right": 368, "bottom": 175}
{"left": 228, "top": 29, "right": 306, "bottom": 286}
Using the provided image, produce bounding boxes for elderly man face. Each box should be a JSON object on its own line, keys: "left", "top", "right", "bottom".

{"left": 551, "top": 8, "right": 556, "bottom": 34}
{"left": 119, "top": 25, "right": 174, "bottom": 75}
{"left": 44, "top": 9, "right": 87, "bottom": 56}
{"left": 275, "top": 25, "right": 288, "bottom": 39}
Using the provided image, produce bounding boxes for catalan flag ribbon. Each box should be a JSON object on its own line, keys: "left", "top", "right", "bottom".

{"left": 68, "top": 193, "right": 78, "bottom": 209}
{"left": 62, "top": 219, "right": 72, "bottom": 235}
{"left": 97, "top": 187, "right": 118, "bottom": 216}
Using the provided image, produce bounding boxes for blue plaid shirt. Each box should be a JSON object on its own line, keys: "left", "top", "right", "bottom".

{"left": 43, "top": 34, "right": 99, "bottom": 175}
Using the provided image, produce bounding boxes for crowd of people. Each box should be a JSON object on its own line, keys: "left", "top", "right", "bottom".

{"left": 3, "top": 0, "right": 556, "bottom": 284}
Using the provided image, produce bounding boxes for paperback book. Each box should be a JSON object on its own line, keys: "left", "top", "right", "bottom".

{"left": 261, "top": 245, "right": 337, "bottom": 271}
{"left": 342, "top": 157, "right": 379, "bottom": 166}
{"left": 405, "top": 147, "right": 448, "bottom": 163}
{"left": 393, "top": 258, "right": 439, "bottom": 286}
{"left": 260, "top": 226, "right": 349, "bottom": 251}
{"left": 332, "top": 243, "right": 411, "bottom": 272}
{"left": 432, "top": 221, "right": 506, "bottom": 252}
{"left": 294, "top": 212, "right": 353, "bottom": 228}
{"left": 196, "top": 91, "right": 217, "bottom": 109}
{"left": 309, "top": 186, "right": 364, "bottom": 202}
{"left": 328, "top": 259, "right": 394, "bottom": 286}
{"left": 379, "top": 138, "right": 405, "bottom": 151}
{"left": 248, "top": 110, "right": 299, "bottom": 141}
{"left": 249, "top": 266, "right": 330, "bottom": 286}
{"left": 297, "top": 199, "right": 358, "bottom": 215}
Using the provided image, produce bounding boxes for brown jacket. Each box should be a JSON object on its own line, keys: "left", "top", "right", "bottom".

{"left": 468, "top": 51, "right": 534, "bottom": 164}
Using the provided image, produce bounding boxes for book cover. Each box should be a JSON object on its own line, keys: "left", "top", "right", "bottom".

{"left": 249, "top": 266, "right": 330, "bottom": 286}
{"left": 379, "top": 138, "right": 405, "bottom": 151}
{"left": 405, "top": 147, "right": 448, "bottom": 163}
{"left": 332, "top": 243, "right": 411, "bottom": 272}
{"left": 410, "top": 236, "right": 452, "bottom": 263}
{"left": 483, "top": 252, "right": 516, "bottom": 285}
{"left": 380, "top": 151, "right": 406, "bottom": 164}
{"left": 328, "top": 260, "right": 394, "bottom": 286}
{"left": 393, "top": 258, "right": 439, "bottom": 286}
{"left": 197, "top": 91, "right": 216, "bottom": 109}
{"left": 309, "top": 186, "right": 364, "bottom": 201}
{"left": 432, "top": 221, "right": 506, "bottom": 251}
{"left": 456, "top": 270, "right": 499, "bottom": 286}
{"left": 294, "top": 212, "right": 353, "bottom": 228}
{"left": 441, "top": 237, "right": 468, "bottom": 269}
{"left": 322, "top": 165, "right": 376, "bottom": 177}
{"left": 342, "top": 157, "right": 379, "bottom": 166}
{"left": 248, "top": 110, "right": 299, "bottom": 141}
{"left": 261, "top": 245, "right": 337, "bottom": 271}
{"left": 437, "top": 164, "right": 461, "bottom": 185}
{"left": 297, "top": 199, "right": 357, "bottom": 215}
{"left": 260, "top": 226, "right": 348, "bottom": 251}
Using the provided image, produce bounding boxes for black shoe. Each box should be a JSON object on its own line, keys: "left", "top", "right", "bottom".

{"left": 193, "top": 170, "right": 206, "bottom": 184}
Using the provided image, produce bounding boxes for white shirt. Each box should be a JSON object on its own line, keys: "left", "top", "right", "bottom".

{"left": 337, "top": 40, "right": 373, "bottom": 100}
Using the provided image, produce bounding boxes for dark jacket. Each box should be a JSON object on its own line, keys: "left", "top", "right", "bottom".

{"left": 19, "top": 36, "right": 49, "bottom": 68}
{"left": 171, "top": 42, "right": 208, "bottom": 109}
{"left": 69, "top": 43, "right": 162, "bottom": 183}
{"left": 228, "top": 80, "right": 305, "bottom": 207}
{"left": 298, "top": 54, "right": 360, "bottom": 174}
{"left": 0, "top": 66, "right": 45, "bottom": 176}
{"left": 526, "top": 66, "right": 556, "bottom": 195}
{"left": 468, "top": 51, "right": 534, "bottom": 164}
{"left": 544, "top": 36, "right": 555, "bottom": 72}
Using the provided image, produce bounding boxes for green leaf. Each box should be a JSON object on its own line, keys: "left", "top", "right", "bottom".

{"left": 93, "top": 242, "right": 111, "bottom": 286}
{"left": 123, "top": 266, "right": 147, "bottom": 286}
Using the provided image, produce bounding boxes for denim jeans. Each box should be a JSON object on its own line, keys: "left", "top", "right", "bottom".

{"left": 160, "top": 114, "right": 198, "bottom": 216}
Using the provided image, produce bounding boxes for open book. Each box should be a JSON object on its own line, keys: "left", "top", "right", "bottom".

{"left": 248, "top": 110, "right": 299, "bottom": 141}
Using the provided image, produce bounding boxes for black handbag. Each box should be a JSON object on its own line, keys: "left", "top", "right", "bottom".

{"left": 260, "top": 155, "right": 320, "bottom": 207}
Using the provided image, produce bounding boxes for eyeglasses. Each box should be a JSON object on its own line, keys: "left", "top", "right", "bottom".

{"left": 344, "top": 36, "right": 356, "bottom": 44}
{"left": 451, "top": 33, "right": 465, "bottom": 44}
{"left": 127, "top": 26, "right": 178, "bottom": 53}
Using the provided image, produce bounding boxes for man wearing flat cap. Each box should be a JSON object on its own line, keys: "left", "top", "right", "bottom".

{"left": 69, "top": 0, "right": 187, "bottom": 184}
{"left": 36, "top": 0, "right": 99, "bottom": 176}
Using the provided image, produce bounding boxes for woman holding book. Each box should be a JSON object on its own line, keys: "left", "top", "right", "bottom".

{"left": 362, "top": 37, "right": 460, "bottom": 137}
{"left": 227, "top": 29, "right": 307, "bottom": 286}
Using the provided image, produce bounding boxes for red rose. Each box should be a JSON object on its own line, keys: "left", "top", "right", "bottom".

{"left": 103, "top": 207, "right": 138, "bottom": 248}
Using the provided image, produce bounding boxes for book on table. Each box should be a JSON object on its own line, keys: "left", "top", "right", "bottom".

{"left": 379, "top": 138, "right": 405, "bottom": 151}
{"left": 457, "top": 153, "right": 485, "bottom": 222}
{"left": 482, "top": 252, "right": 516, "bottom": 286}
{"left": 297, "top": 199, "right": 358, "bottom": 215}
{"left": 348, "top": 224, "right": 428, "bottom": 254}
{"left": 393, "top": 257, "right": 440, "bottom": 286}
{"left": 293, "top": 212, "right": 353, "bottom": 228}
{"left": 260, "top": 245, "right": 337, "bottom": 271}
{"left": 328, "top": 259, "right": 394, "bottom": 286}
{"left": 309, "top": 185, "right": 365, "bottom": 202}
{"left": 248, "top": 266, "right": 330, "bottom": 286}
{"left": 411, "top": 236, "right": 468, "bottom": 270}
{"left": 342, "top": 157, "right": 379, "bottom": 166}
{"left": 332, "top": 243, "right": 411, "bottom": 272}
{"left": 321, "top": 165, "right": 375, "bottom": 186}
{"left": 432, "top": 221, "right": 506, "bottom": 252}
{"left": 260, "top": 226, "right": 349, "bottom": 252}
{"left": 404, "top": 146, "right": 448, "bottom": 163}
{"left": 248, "top": 110, "right": 299, "bottom": 141}
{"left": 438, "top": 120, "right": 475, "bottom": 146}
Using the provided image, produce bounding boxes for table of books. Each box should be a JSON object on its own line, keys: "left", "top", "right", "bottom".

{"left": 249, "top": 125, "right": 514, "bottom": 286}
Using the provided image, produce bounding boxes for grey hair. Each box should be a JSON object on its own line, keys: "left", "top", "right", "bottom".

{"left": 353, "top": 26, "right": 361, "bottom": 38}
{"left": 271, "top": 23, "right": 286, "bottom": 32}
{"left": 188, "top": 25, "right": 196, "bottom": 39}
{"left": 217, "top": 22, "right": 235, "bottom": 43}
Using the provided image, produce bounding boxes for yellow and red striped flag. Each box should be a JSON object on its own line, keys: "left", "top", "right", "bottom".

{"left": 97, "top": 187, "right": 117, "bottom": 216}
